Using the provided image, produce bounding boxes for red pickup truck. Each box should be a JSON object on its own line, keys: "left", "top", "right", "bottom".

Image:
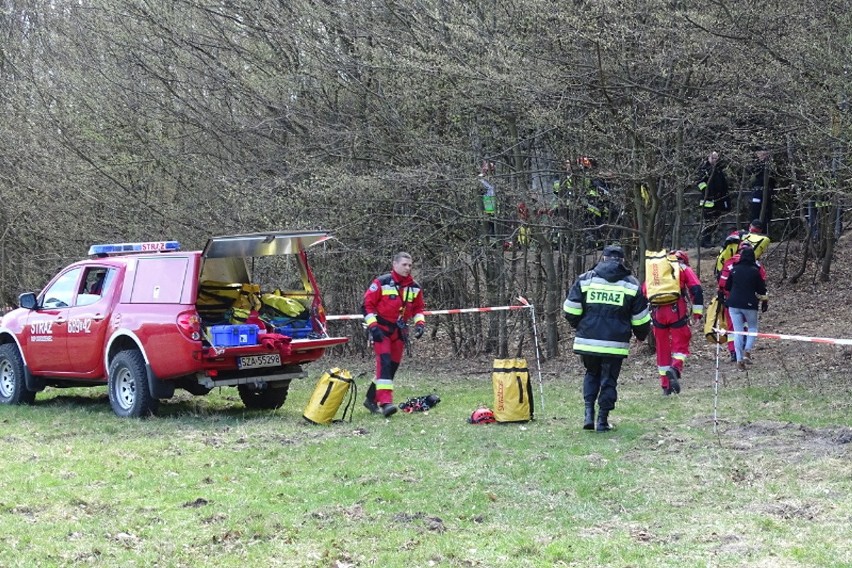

{"left": 0, "top": 232, "right": 348, "bottom": 417}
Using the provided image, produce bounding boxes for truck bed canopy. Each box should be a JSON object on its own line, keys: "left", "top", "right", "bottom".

{"left": 199, "top": 231, "right": 331, "bottom": 286}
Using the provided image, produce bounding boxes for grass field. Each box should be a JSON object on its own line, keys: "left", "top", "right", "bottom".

{"left": 1, "top": 358, "right": 850, "bottom": 568}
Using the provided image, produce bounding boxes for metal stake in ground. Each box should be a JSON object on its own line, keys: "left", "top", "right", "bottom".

{"left": 714, "top": 330, "right": 721, "bottom": 435}
{"left": 518, "top": 296, "right": 545, "bottom": 414}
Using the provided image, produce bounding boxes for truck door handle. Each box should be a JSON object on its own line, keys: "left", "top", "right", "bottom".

{"left": 93, "top": 314, "right": 105, "bottom": 321}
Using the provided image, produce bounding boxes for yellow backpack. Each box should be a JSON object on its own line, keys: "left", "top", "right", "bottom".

{"left": 492, "top": 358, "right": 534, "bottom": 423}
{"left": 303, "top": 368, "right": 357, "bottom": 425}
{"left": 704, "top": 294, "right": 729, "bottom": 344}
{"left": 645, "top": 250, "right": 681, "bottom": 305}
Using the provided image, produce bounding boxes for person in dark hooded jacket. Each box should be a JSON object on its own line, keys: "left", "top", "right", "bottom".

{"left": 725, "top": 247, "right": 768, "bottom": 371}
{"left": 564, "top": 245, "right": 651, "bottom": 432}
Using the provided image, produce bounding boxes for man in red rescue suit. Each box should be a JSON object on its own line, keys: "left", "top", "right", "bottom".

{"left": 717, "top": 241, "right": 766, "bottom": 362}
{"left": 644, "top": 251, "right": 704, "bottom": 395}
{"left": 363, "top": 252, "right": 426, "bottom": 417}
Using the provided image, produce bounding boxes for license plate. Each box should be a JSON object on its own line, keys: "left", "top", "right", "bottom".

{"left": 237, "top": 354, "right": 281, "bottom": 369}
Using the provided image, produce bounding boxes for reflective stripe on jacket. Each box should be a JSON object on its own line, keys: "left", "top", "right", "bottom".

{"left": 364, "top": 272, "right": 425, "bottom": 328}
{"left": 564, "top": 260, "right": 650, "bottom": 358}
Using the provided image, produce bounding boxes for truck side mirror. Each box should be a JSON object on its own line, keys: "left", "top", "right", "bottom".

{"left": 19, "top": 293, "right": 37, "bottom": 310}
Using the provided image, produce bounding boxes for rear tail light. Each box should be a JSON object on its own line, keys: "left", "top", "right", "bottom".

{"left": 177, "top": 310, "right": 201, "bottom": 341}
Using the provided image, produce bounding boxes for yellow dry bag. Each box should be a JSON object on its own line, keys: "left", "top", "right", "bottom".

{"left": 704, "top": 295, "right": 729, "bottom": 344}
{"left": 303, "top": 368, "right": 356, "bottom": 425}
{"left": 492, "top": 358, "right": 534, "bottom": 423}
{"left": 645, "top": 250, "right": 681, "bottom": 306}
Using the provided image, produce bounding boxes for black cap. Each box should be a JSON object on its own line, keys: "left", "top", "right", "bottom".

{"left": 750, "top": 219, "right": 764, "bottom": 231}
{"left": 739, "top": 247, "right": 757, "bottom": 263}
{"left": 602, "top": 245, "right": 625, "bottom": 259}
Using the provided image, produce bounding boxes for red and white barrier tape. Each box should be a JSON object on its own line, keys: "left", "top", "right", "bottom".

{"left": 714, "top": 328, "right": 852, "bottom": 347}
{"left": 327, "top": 296, "right": 546, "bottom": 412}
{"left": 326, "top": 298, "right": 533, "bottom": 321}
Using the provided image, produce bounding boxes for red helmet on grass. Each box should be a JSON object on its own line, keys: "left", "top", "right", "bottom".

{"left": 468, "top": 407, "right": 496, "bottom": 424}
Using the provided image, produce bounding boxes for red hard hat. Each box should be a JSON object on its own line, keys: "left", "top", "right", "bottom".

{"left": 724, "top": 231, "right": 742, "bottom": 246}
{"left": 469, "top": 407, "right": 496, "bottom": 424}
{"left": 671, "top": 250, "right": 690, "bottom": 266}
{"left": 578, "top": 156, "right": 596, "bottom": 169}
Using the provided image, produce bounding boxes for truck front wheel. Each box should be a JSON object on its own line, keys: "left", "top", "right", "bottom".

{"left": 108, "top": 350, "right": 159, "bottom": 418}
{"left": 0, "top": 343, "right": 36, "bottom": 405}
{"left": 238, "top": 381, "right": 290, "bottom": 410}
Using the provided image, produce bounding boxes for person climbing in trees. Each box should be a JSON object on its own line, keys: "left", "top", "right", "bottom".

{"left": 695, "top": 151, "right": 731, "bottom": 248}
{"left": 478, "top": 160, "right": 497, "bottom": 236}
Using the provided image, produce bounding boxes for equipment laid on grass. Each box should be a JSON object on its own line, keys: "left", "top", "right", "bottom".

{"left": 303, "top": 368, "right": 357, "bottom": 425}
{"left": 468, "top": 407, "right": 496, "bottom": 424}
{"left": 399, "top": 394, "right": 440, "bottom": 413}
{"left": 492, "top": 358, "right": 534, "bottom": 423}
{"left": 326, "top": 296, "right": 547, "bottom": 414}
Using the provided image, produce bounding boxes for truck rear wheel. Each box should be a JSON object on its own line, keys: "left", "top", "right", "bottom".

{"left": 108, "top": 350, "right": 159, "bottom": 418}
{"left": 0, "top": 343, "right": 36, "bottom": 405}
{"left": 238, "top": 381, "right": 290, "bottom": 410}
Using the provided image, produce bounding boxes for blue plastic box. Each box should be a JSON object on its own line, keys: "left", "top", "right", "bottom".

{"left": 274, "top": 319, "right": 313, "bottom": 339}
{"left": 210, "top": 324, "right": 259, "bottom": 347}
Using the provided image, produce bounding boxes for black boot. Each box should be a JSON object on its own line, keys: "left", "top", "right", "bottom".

{"left": 596, "top": 409, "right": 612, "bottom": 432}
{"left": 583, "top": 404, "right": 595, "bottom": 430}
{"left": 363, "top": 383, "right": 379, "bottom": 414}
{"left": 380, "top": 403, "right": 398, "bottom": 417}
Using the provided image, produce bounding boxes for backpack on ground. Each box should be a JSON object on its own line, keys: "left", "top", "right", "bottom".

{"left": 492, "top": 358, "right": 534, "bottom": 423}
{"left": 645, "top": 250, "right": 681, "bottom": 305}
{"left": 303, "top": 368, "right": 357, "bottom": 425}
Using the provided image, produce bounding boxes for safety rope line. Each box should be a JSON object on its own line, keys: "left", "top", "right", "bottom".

{"left": 326, "top": 304, "right": 529, "bottom": 321}
{"left": 713, "top": 334, "right": 721, "bottom": 435}
{"left": 714, "top": 328, "right": 852, "bottom": 346}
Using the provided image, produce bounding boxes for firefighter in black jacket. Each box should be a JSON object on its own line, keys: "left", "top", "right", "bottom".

{"left": 696, "top": 151, "right": 731, "bottom": 247}
{"left": 564, "top": 245, "right": 651, "bottom": 432}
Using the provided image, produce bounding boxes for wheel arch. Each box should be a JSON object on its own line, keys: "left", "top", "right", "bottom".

{"left": 0, "top": 330, "right": 27, "bottom": 363}
{"left": 105, "top": 330, "right": 148, "bottom": 368}
{"left": 104, "top": 331, "right": 174, "bottom": 401}
{"left": 0, "top": 330, "right": 44, "bottom": 392}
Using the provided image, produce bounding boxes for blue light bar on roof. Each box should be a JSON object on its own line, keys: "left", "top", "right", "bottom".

{"left": 88, "top": 241, "right": 181, "bottom": 257}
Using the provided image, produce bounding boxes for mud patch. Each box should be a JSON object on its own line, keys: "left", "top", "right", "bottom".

{"left": 722, "top": 420, "right": 851, "bottom": 461}
{"left": 392, "top": 511, "right": 446, "bottom": 532}
{"left": 754, "top": 500, "right": 822, "bottom": 521}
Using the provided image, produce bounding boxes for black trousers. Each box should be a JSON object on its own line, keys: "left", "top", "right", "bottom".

{"left": 581, "top": 355, "right": 624, "bottom": 411}
{"left": 750, "top": 188, "right": 772, "bottom": 227}
{"left": 700, "top": 208, "right": 723, "bottom": 246}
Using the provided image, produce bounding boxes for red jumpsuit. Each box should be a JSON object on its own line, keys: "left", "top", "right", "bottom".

{"left": 645, "top": 262, "right": 703, "bottom": 392}
{"left": 363, "top": 270, "right": 425, "bottom": 406}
